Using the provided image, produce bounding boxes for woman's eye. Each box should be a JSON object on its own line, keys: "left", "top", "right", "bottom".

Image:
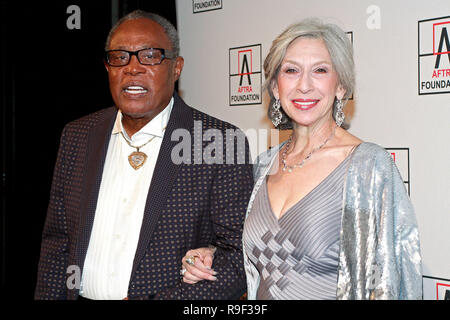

{"left": 283, "top": 67, "right": 298, "bottom": 73}
{"left": 315, "top": 67, "right": 328, "bottom": 73}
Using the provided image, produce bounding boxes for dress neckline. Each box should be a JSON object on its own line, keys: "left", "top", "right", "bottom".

{"left": 265, "top": 143, "right": 362, "bottom": 222}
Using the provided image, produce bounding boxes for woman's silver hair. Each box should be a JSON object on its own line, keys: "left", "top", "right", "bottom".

{"left": 264, "top": 18, "right": 355, "bottom": 129}
{"left": 105, "top": 10, "right": 180, "bottom": 57}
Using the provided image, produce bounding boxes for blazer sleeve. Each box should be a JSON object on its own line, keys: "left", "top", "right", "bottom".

{"left": 34, "top": 126, "right": 71, "bottom": 299}
{"left": 152, "top": 135, "right": 254, "bottom": 300}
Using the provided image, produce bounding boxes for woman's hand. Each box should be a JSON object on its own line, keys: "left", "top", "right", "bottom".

{"left": 181, "top": 247, "right": 217, "bottom": 284}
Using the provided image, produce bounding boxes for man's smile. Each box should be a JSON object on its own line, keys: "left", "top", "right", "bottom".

{"left": 124, "top": 85, "right": 148, "bottom": 94}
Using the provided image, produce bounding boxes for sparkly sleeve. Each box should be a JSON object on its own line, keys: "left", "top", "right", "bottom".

{"left": 337, "top": 143, "right": 422, "bottom": 300}
{"left": 391, "top": 159, "right": 423, "bottom": 299}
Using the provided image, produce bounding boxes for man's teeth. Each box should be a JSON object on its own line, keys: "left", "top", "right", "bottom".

{"left": 125, "top": 86, "right": 147, "bottom": 93}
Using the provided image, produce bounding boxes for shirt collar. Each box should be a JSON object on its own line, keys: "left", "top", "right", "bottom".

{"left": 112, "top": 96, "right": 174, "bottom": 141}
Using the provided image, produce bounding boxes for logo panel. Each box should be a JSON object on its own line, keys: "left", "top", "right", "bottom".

{"left": 193, "top": 0, "right": 222, "bottom": 14}
{"left": 229, "top": 44, "right": 262, "bottom": 106}
{"left": 418, "top": 16, "right": 450, "bottom": 95}
{"left": 423, "top": 276, "right": 450, "bottom": 300}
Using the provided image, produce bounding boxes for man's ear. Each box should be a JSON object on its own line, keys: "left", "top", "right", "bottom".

{"left": 104, "top": 60, "right": 110, "bottom": 72}
{"left": 173, "top": 56, "right": 184, "bottom": 81}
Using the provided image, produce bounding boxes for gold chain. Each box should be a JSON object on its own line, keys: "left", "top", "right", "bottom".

{"left": 119, "top": 126, "right": 167, "bottom": 151}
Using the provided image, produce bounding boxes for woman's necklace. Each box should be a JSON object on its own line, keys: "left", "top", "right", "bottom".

{"left": 120, "top": 130, "right": 161, "bottom": 170}
{"left": 281, "top": 124, "right": 338, "bottom": 173}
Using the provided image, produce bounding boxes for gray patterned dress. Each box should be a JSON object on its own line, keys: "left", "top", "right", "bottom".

{"left": 243, "top": 155, "right": 351, "bottom": 300}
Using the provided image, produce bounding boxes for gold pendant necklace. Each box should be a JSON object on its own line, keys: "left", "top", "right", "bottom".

{"left": 120, "top": 132, "right": 156, "bottom": 170}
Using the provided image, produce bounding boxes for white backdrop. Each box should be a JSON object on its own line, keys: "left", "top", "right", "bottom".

{"left": 176, "top": 0, "right": 450, "bottom": 299}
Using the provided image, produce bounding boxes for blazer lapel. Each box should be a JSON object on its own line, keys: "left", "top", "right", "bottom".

{"left": 130, "top": 93, "right": 193, "bottom": 277}
{"left": 74, "top": 107, "right": 117, "bottom": 276}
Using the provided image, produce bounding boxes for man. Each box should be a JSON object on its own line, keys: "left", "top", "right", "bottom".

{"left": 34, "top": 10, "right": 253, "bottom": 300}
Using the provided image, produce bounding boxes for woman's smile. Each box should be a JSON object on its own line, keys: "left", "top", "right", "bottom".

{"left": 291, "top": 98, "right": 320, "bottom": 110}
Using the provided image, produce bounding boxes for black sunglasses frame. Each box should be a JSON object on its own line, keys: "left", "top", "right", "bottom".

{"left": 104, "top": 47, "right": 175, "bottom": 66}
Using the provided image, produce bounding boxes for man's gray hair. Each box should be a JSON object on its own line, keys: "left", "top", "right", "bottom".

{"left": 264, "top": 18, "right": 355, "bottom": 129}
{"left": 105, "top": 9, "right": 180, "bottom": 57}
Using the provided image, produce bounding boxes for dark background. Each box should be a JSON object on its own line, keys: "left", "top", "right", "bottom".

{"left": 1, "top": 0, "right": 177, "bottom": 299}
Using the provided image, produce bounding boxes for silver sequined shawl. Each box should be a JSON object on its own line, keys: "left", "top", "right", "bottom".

{"left": 244, "top": 142, "right": 422, "bottom": 300}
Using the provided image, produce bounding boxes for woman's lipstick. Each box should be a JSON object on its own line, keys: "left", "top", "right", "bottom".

{"left": 292, "top": 99, "right": 319, "bottom": 110}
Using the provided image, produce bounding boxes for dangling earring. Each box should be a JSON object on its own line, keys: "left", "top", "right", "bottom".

{"left": 335, "top": 99, "right": 345, "bottom": 127}
{"left": 271, "top": 99, "right": 282, "bottom": 127}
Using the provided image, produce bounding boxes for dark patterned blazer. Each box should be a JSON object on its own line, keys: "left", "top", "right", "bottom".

{"left": 34, "top": 92, "right": 254, "bottom": 300}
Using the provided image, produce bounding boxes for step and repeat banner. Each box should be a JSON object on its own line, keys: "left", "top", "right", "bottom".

{"left": 175, "top": 0, "right": 450, "bottom": 299}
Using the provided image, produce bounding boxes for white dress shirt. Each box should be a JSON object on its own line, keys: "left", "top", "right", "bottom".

{"left": 80, "top": 98, "right": 173, "bottom": 300}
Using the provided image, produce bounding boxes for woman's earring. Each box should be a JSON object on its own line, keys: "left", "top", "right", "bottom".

{"left": 271, "top": 99, "right": 282, "bottom": 127}
{"left": 335, "top": 99, "right": 345, "bottom": 127}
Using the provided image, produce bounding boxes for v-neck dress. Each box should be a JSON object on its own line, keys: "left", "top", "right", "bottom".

{"left": 242, "top": 154, "right": 352, "bottom": 300}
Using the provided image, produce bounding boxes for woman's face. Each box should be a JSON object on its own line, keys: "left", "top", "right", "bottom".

{"left": 273, "top": 37, "right": 345, "bottom": 128}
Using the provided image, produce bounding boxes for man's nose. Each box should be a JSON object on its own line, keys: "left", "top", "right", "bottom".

{"left": 124, "top": 55, "right": 146, "bottom": 74}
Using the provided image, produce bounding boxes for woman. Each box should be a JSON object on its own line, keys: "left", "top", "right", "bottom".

{"left": 181, "top": 18, "right": 422, "bottom": 300}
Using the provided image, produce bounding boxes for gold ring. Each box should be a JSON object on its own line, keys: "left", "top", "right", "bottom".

{"left": 185, "top": 255, "right": 196, "bottom": 266}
